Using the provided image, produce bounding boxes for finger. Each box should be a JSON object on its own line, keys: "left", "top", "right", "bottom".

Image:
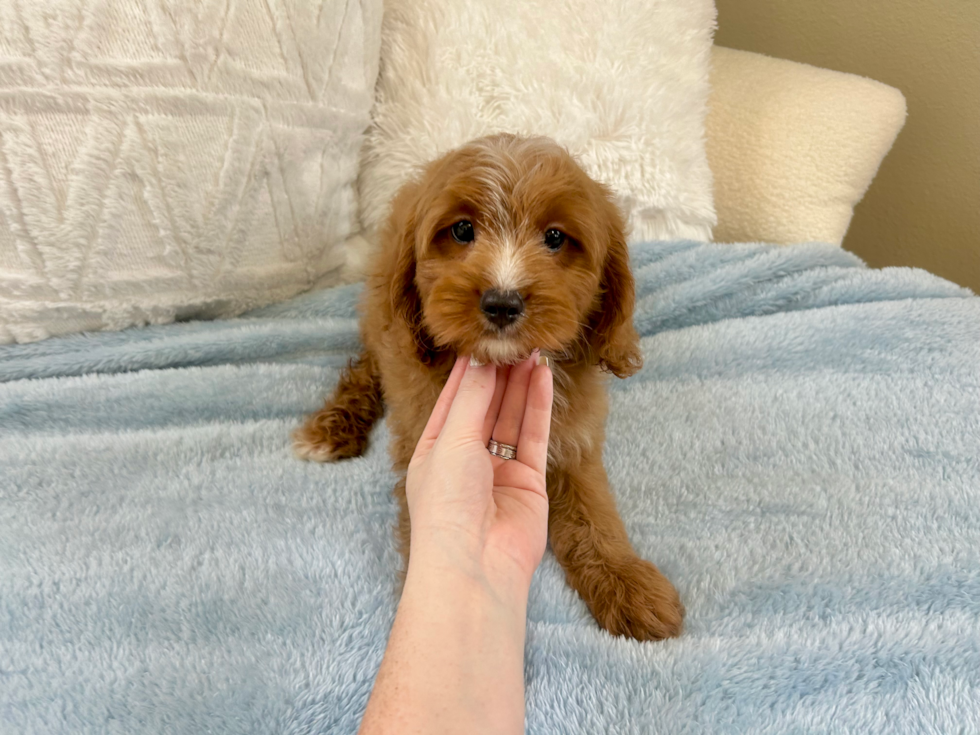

{"left": 516, "top": 359, "right": 554, "bottom": 475}
{"left": 440, "top": 357, "right": 497, "bottom": 444}
{"left": 417, "top": 355, "right": 469, "bottom": 450}
{"left": 488, "top": 351, "right": 537, "bottom": 447}
{"left": 482, "top": 365, "right": 511, "bottom": 443}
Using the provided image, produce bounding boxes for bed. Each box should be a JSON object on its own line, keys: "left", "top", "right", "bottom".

{"left": 2, "top": 239, "right": 978, "bottom": 733}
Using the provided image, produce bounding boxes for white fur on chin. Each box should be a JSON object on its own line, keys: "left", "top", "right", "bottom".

{"left": 477, "top": 337, "right": 530, "bottom": 365}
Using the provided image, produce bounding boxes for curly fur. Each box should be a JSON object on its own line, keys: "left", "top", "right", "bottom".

{"left": 295, "top": 134, "right": 683, "bottom": 640}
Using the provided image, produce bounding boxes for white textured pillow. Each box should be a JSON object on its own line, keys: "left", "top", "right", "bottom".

{"left": 0, "top": 0, "right": 382, "bottom": 344}
{"left": 349, "top": 0, "right": 717, "bottom": 276}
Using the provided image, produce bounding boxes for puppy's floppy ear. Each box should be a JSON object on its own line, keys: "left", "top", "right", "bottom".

{"left": 382, "top": 180, "right": 437, "bottom": 364}
{"left": 587, "top": 200, "right": 642, "bottom": 378}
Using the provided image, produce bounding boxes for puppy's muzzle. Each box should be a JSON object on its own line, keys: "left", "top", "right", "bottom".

{"left": 481, "top": 289, "right": 524, "bottom": 329}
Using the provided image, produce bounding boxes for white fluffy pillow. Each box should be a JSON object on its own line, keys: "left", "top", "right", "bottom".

{"left": 0, "top": 0, "right": 382, "bottom": 344}
{"left": 351, "top": 0, "right": 717, "bottom": 275}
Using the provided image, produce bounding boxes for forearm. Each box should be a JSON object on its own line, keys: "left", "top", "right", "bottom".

{"left": 359, "top": 559, "right": 529, "bottom": 735}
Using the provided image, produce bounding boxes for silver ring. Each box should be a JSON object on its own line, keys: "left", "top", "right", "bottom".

{"left": 488, "top": 439, "right": 518, "bottom": 460}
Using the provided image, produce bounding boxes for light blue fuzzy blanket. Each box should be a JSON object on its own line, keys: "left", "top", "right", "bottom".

{"left": 2, "top": 241, "right": 979, "bottom": 734}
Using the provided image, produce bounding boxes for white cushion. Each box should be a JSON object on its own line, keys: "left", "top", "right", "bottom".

{"left": 350, "top": 0, "right": 717, "bottom": 276}
{"left": 707, "top": 47, "right": 907, "bottom": 246}
{"left": 0, "top": 0, "right": 382, "bottom": 344}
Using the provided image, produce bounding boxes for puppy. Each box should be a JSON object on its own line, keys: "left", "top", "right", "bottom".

{"left": 295, "top": 134, "right": 683, "bottom": 640}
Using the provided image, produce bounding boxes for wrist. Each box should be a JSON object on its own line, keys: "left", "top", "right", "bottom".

{"left": 407, "top": 536, "right": 534, "bottom": 607}
{"left": 363, "top": 552, "right": 528, "bottom": 734}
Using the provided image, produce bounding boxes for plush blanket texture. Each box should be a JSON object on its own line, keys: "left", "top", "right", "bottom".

{"left": 1, "top": 241, "right": 978, "bottom": 734}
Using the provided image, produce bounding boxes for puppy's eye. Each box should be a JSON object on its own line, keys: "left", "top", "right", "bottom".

{"left": 544, "top": 228, "right": 566, "bottom": 251}
{"left": 450, "top": 220, "right": 475, "bottom": 244}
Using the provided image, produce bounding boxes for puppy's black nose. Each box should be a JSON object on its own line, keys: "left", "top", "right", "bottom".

{"left": 480, "top": 289, "right": 524, "bottom": 328}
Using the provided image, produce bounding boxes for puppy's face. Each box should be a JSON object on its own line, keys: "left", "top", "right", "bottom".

{"left": 386, "top": 135, "right": 641, "bottom": 376}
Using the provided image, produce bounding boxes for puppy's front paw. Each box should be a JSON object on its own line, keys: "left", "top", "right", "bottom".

{"left": 587, "top": 556, "right": 684, "bottom": 641}
{"left": 292, "top": 407, "right": 368, "bottom": 462}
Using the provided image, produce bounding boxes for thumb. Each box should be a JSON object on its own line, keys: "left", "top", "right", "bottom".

{"left": 439, "top": 357, "right": 496, "bottom": 445}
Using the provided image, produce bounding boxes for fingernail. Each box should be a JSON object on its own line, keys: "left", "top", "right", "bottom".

{"left": 537, "top": 353, "right": 551, "bottom": 368}
{"left": 469, "top": 355, "right": 485, "bottom": 368}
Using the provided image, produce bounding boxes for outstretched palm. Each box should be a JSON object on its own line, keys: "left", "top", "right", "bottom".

{"left": 405, "top": 354, "right": 554, "bottom": 589}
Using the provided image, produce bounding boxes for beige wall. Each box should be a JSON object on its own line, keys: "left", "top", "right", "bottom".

{"left": 714, "top": 0, "right": 980, "bottom": 293}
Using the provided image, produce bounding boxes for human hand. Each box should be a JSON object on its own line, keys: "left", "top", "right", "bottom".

{"left": 361, "top": 355, "right": 552, "bottom": 734}
{"left": 405, "top": 352, "right": 554, "bottom": 595}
